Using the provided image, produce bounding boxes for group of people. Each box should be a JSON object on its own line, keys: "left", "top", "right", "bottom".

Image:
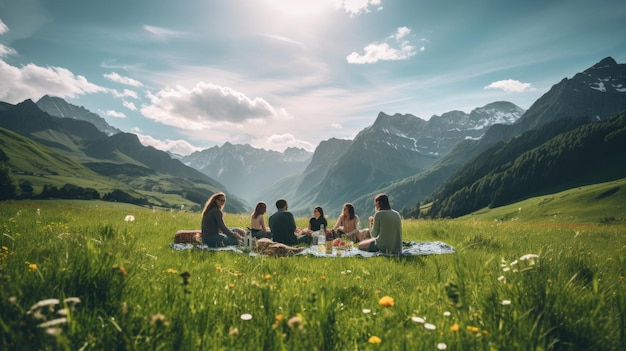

{"left": 200, "top": 192, "right": 403, "bottom": 254}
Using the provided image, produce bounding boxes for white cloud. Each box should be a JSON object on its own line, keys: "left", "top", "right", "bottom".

{"left": 267, "top": 133, "right": 315, "bottom": 150}
{"left": 143, "top": 25, "right": 186, "bottom": 40}
{"left": 135, "top": 133, "right": 202, "bottom": 156}
{"left": 110, "top": 89, "right": 139, "bottom": 99}
{"left": 484, "top": 79, "right": 536, "bottom": 93}
{"left": 346, "top": 27, "right": 417, "bottom": 64}
{"left": 0, "top": 44, "right": 16, "bottom": 58}
{"left": 105, "top": 110, "right": 126, "bottom": 118}
{"left": 0, "top": 60, "right": 106, "bottom": 103}
{"left": 104, "top": 72, "right": 143, "bottom": 87}
{"left": 141, "top": 82, "right": 280, "bottom": 130}
{"left": 337, "top": 0, "right": 382, "bottom": 17}
{"left": 331, "top": 123, "right": 342, "bottom": 129}
{"left": 0, "top": 19, "right": 8, "bottom": 35}
{"left": 123, "top": 101, "right": 137, "bottom": 111}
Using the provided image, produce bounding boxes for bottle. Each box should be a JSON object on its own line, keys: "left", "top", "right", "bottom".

{"left": 325, "top": 229, "right": 333, "bottom": 254}
{"left": 317, "top": 226, "right": 325, "bottom": 254}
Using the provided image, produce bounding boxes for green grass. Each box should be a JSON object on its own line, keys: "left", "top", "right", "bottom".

{"left": 1, "top": 199, "right": 624, "bottom": 350}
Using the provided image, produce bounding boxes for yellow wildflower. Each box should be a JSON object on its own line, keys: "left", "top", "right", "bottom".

{"left": 29, "top": 263, "right": 37, "bottom": 271}
{"left": 264, "top": 274, "right": 272, "bottom": 280}
{"left": 450, "top": 323, "right": 459, "bottom": 332}
{"left": 378, "top": 295, "right": 395, "bottom": 307}
{"left": 368, "top": 336, "right": 382, "bottom": 344}
{"left": 166, "top": 268, "right": 178, "bottom": 274}
{"left": 466, "top": 325, "right": 480, "bottom": 333}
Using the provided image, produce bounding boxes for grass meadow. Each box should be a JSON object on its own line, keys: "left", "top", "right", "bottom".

{"left": 1, "top": 199, "right": 624, "bottom": 350}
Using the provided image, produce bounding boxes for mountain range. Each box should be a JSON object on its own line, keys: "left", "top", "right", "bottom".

{"left": 1, "top": 56, "right": 625, "bottom": 220}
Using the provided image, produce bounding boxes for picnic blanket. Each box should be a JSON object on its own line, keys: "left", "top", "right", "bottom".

{"left": 169, "top": 240, "right": 455, "bottom": 257}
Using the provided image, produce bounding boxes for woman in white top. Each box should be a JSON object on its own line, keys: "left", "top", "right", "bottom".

{"left": 250, "top": 201, "right": 272, "bottom": 239}
{"left": 333, "top": 203, "right": 370, "bottom": 242}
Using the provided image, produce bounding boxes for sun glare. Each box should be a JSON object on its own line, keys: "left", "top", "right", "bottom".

{"left": 268, "top": 0, "right": 336, "bottom": 17}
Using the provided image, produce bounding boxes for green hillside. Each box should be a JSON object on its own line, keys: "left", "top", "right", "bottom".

{"left": 0, "top": 127, "right": 225, "bottom": 210}
{"left": 460, "top": 177, "right": 626, "bottom": 224}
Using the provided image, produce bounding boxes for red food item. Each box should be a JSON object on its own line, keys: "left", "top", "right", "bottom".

{"left": 333, "top": 239, "right": 341, "bottom": 246}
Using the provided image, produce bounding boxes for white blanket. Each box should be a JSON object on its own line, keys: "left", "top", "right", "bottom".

{"left": 169, "top": 241, "right": 455, "bottom": 257}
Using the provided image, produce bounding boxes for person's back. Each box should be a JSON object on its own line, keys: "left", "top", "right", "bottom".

{"left": 269, "top": 199, "right": 298, "bottom": 245}
{"left": 372, "top": 209, "right": 402, "bottom": 254}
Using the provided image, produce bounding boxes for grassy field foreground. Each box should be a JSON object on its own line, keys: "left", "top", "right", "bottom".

{"left": 0, "top": 200, "right": 624, "bottom": 350}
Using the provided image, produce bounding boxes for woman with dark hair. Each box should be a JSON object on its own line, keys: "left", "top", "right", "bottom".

{"left": 333, "top": 203, "right": 371, "bottom": 242}
{"left": 201, "top": 192, "right": 243, "bottom": 247}
{"left": 358, "top": 193, "right": 402, "bottom": 254}
{"left": 250, "top": 201, "right": 272, "bottom": 239}
{"left": 308, "top": 206, "right": 328, "bottom": 232}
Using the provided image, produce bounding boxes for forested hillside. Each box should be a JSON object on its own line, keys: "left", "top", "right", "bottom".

{"left": 425, "top": 110, "right": 626, "bottom": 218}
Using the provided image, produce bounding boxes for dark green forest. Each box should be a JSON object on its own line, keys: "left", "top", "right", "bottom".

{"left": 424, "top": 110, "right": 626, "bottom": 218}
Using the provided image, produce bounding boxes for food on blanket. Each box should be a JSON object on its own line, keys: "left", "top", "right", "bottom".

{"left": 332, "top": 238, "right": 353, "bottom": 249}
{"left": 254, "top": 238, "right": 305, "bottom": 256}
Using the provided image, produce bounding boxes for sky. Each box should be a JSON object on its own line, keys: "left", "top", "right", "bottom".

{"left": 1, "top": 0, "right": 625, "bottom": 155}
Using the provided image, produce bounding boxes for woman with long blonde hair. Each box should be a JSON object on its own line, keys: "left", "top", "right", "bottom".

{"left": 201, "top": 192, "right": 242, "bottom": 247}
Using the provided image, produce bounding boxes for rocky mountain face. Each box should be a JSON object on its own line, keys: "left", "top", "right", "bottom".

{"left": 36, "top": 95, "right": 122, "bottom": 136}
{"left": 367, "top": 56, "right": 626, "bottom": 218}
{"left": 480, "top": 56, "right": 626, "bottom": 145}
{"left": 181, "top": 143, "right": 312, "bottom": 204}
{"left": 261, "top": 102, "right": 524, "bottom": 216}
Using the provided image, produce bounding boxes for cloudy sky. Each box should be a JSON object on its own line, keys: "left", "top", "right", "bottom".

{"left": 1, "top": 0, "right": 625, "bottom": 155}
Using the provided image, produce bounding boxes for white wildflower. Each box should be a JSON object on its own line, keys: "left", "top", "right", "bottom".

{"left": 437, "top": 343, "right": 447, "bottom": 350}
{"left": 443, "top": 311, "right": 451, "bottom": 317}
{"left": 124, "top": 215, "right": 135, "bottom": 222}
{"left": 37, "top": 317, "right": 68, "bottom": 328}
{"left": 501, "top": 300, "right": 511, "bottom": 305}
{"left": 520, "top": 254, "right": 539, "bottom": 261}
{"left": 240, "top": 313, "right": 253, "bottom": 321}
{"left": 424, "top": 323, "right": 436, "bottom": 330}
{"left": 411, "top": 316, "right": 425, "bottom": 323}
{"left": 497, "top": 275, "right": 506, "bottom": 282}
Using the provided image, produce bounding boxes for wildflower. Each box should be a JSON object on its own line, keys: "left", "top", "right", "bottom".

{"left": 2, "top": 246, "right": 8, "bottom": 251}
{"left": 501, "top": 300, "right": 511, "bottom": 305}
{"left": 228, "top": 283, "right": 235, "bottom": 289}
{"left": 378, "top": 296, "right": 395, "bottom": 307}
{"left": 287, "top": 316, "right": 302, "bottom": 328}
{"left": 466, "top": 325, "right": 480, "bottom": 333}
{"left": 229, "top": 327, "right": 239, "bottom": 336}
{"left": 275, "top": 314, "right": 283, "bottom": 323}
{"left": 28, "top": 299, "right": 60, "bottom": 315}
{"left": 29, "top": 263, "right": 38, "bottom": 271}
{"left": 519, "top": 254, "right": 539, "bottom": 260}
{"left": 302, "top": 277, "right": 308, "bottom": 282}
{"left": 362, "top": 309, "right": 371, "bottom": 314}
{"left": 264, "top": 274, "right": 272, "bottom": 280}
{"left": 320, "top": 275, "right": 326, "bottom": 280}
{"left": 8, "top": 296, "right": 17, "bottom": 304}
{"left": 124, "top": 215, "right": 135, "bottom": 222}
{"left": 166, "top": 268, "right": 178, "bottom": 274}
{"left": 450, "top": 323, "right": 459, "bottom": 332}
{"left": 443, "top": 311, "right": 451, "bottom": 317}
{"left": 411, "top": 316, "right": 425, "bottom": 323}
{"left": 368, "top": 336, "right": 382, "bottom": 344}
{"left": 437, "top": 343, "right": 447, "bottom": 350}
{"left": 424, "top": 323, "right": 436, "bottom": 330}
{"left": 497, "top": 275, "right": 505, "bottom": 282}
{"left": 240, "top": 313, "right": 253, "bottom": 321}
{"left": 502, "top": 267, "right": 510, "bottom": 272}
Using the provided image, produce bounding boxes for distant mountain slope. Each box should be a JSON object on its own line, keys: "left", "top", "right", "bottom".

{"left": 182, "top": 142, "right": 312, "bottom": 204}
{"left": 427, "top": 110, "right": 626, "bottom": 218}
{"left": 36, "top": 95, "right": 122, "bottom": 136}
{"left": 378, "top": 56, "right": 626, "bottom": 217}
{"left": 0, "top": 99, "right": 246, "bottom": 211}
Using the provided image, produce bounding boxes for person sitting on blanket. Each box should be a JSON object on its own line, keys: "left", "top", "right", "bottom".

{"left": 250, "top": 201, "right": 272, "bottom": 239}
{"left": 358, "top": 193, "right": 402, "bottom": 254}
{"left": 333, "top": 203, "right": 371, "bottom": 243}
{"left": 268, "top": 198, "right": 311, "bottom": 246}
{"left": 201, "top": 192, "right": 243, "bottom": 247}
{"left": 303, "top": 206, "right": 328, "bottom": 234}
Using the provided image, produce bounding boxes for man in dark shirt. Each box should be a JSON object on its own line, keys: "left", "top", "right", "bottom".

{"left": 269, "top": 198, "right": 310, "bottom": 245}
